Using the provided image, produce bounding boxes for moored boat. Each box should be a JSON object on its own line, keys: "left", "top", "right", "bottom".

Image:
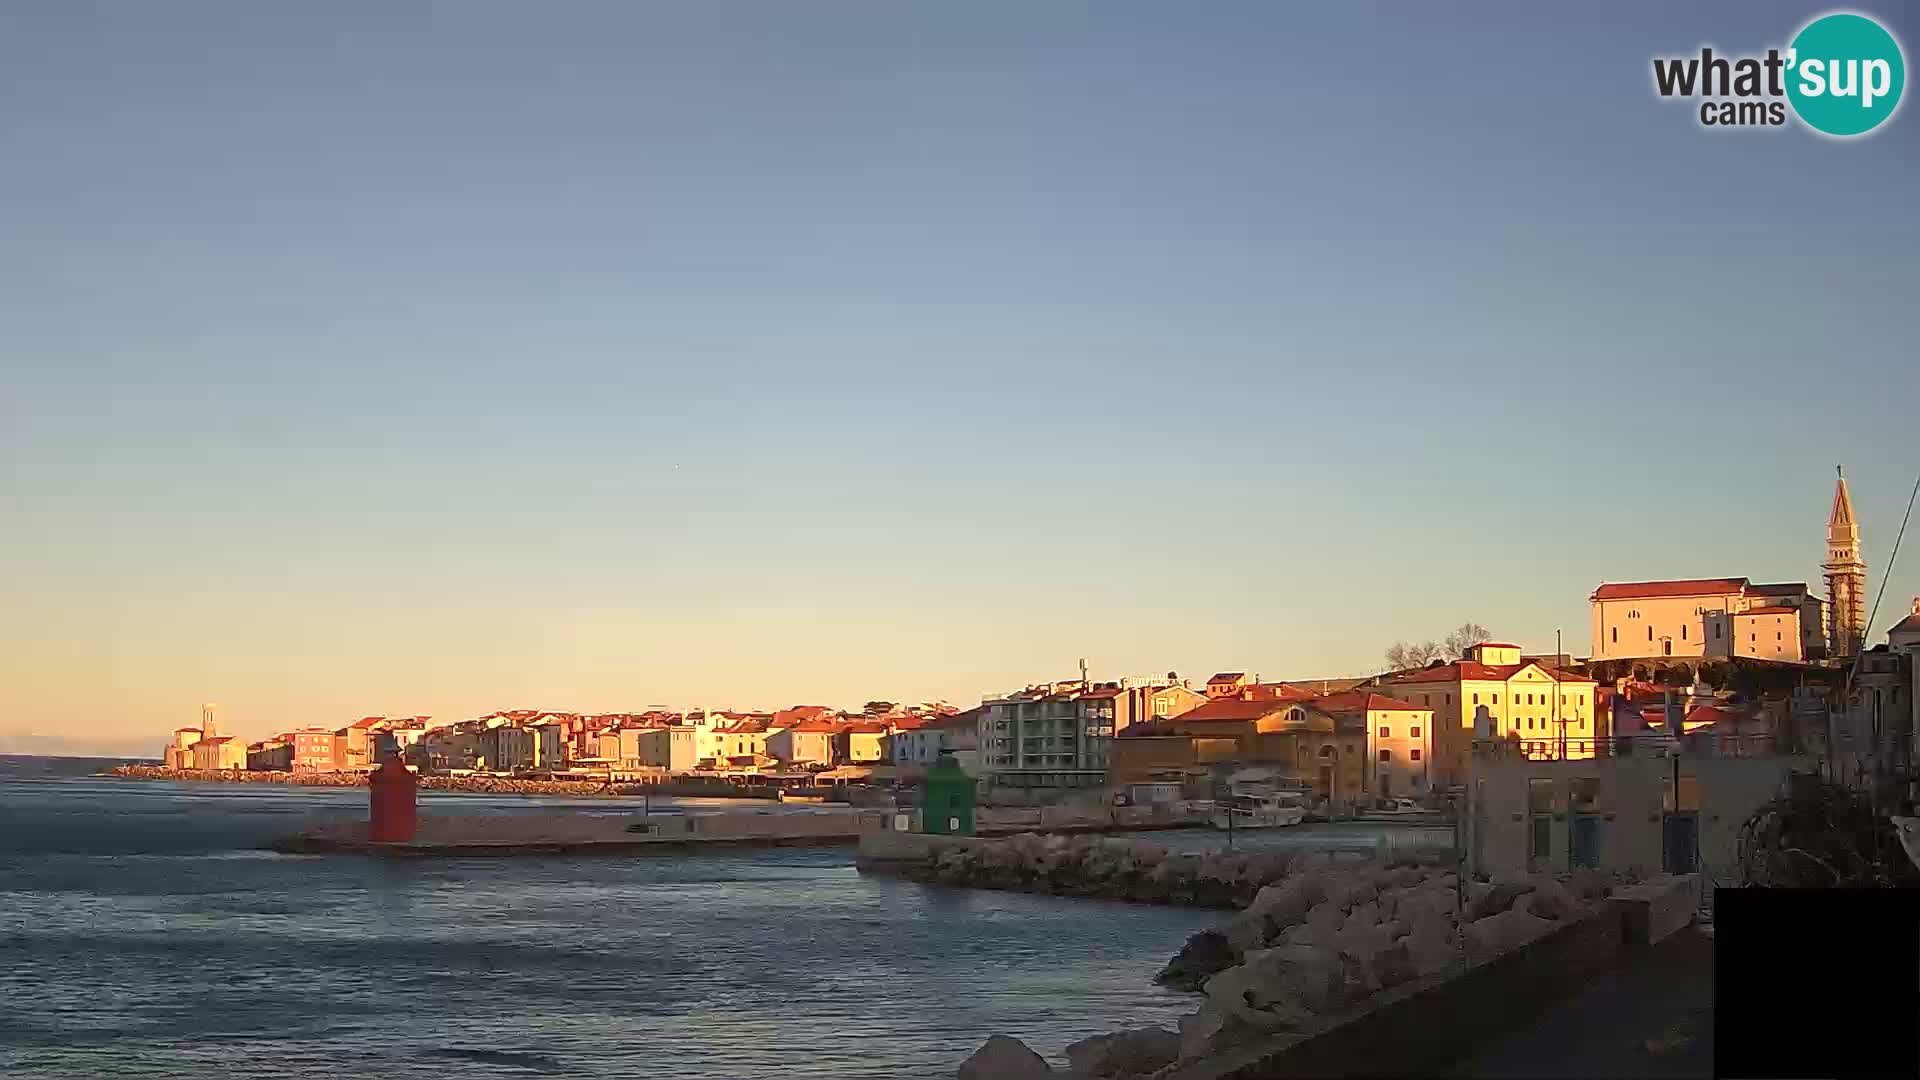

{"left": 1209, "top": 791, "right": 1308, "bottom": 829}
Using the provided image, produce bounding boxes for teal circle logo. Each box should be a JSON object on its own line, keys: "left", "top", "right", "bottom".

{"left": 1786, "top": 12, "right": 1906, "bottom": 136}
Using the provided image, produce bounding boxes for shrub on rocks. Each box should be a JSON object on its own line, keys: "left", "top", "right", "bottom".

{"left": 958, "top": 1035, "right": 1053, "bottom": 1079}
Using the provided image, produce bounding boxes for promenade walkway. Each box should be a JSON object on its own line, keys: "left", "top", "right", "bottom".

{"left": 1443, "top": 923, "right": 1713, "bottom": 1078}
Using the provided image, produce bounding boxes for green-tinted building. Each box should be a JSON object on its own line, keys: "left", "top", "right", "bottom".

{"left": 922, "top": 752, "right": 976, "bottom": 835}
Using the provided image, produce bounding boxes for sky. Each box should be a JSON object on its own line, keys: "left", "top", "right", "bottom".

{"left": 3, "top": 1, "right": 1917, "bottom": 753}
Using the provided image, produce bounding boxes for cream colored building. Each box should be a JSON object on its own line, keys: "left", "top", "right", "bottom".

{"left": 189, "top": 735, "right": 247, "bottom": 771}
{"left": 1150, "top": 684, "right": 1209, "bottom": 719}
{"left": 1590, "top": 578, "right": 1816, "bottom": 662}
{"left": 1306, "top": 691, "right": 1435, "bottom": 800}
{"left": 767, "top": 721, "right": 839, "bottom": 767}
{"left": 1705, "top": 606, "right": 1803, "bottom": 662}
{"left": 1382, "top": 642, "right": 1599, "bottom": 787}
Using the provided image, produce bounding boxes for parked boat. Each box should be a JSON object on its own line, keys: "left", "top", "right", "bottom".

{"left": 1209, "top": 791, "right": 1308, "bottom": 829}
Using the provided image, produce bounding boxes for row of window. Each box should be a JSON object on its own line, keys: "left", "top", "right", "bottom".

{"left": 1378, "top": 749, "right": 1422, "bottom": 762}
{"left": 1377, "top": 726, "right": 1423, "bottom": 739}
{"left": 1465, "top": 692, "right": 1586, "bottom": 707}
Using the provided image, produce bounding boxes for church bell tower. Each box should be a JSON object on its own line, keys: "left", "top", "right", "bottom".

{"left": 1824, "top": 466, "right": 1867, "bottom": 659}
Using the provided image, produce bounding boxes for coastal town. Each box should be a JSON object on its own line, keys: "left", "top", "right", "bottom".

{"left": 139, "top": 471, "right": 1920, "bottom": 856}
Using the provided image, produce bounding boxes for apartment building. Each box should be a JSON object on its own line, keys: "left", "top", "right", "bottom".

{"left": 979, "top": 679, "right": 1167, "bottom": 784}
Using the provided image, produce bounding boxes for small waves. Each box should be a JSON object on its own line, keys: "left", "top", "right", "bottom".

{"left": 427, "top": 1048, "right": 568, "bottom": 1074}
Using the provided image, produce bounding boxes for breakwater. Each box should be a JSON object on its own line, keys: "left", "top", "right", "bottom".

{"left": 857, "top": 831, "right": 1452, "bottom": 910}
{"left": 945, "top": 846, "right": 1643, "bottom": 1079}
{"left": 103, "top": 764, "right": 769, "bottom": 798}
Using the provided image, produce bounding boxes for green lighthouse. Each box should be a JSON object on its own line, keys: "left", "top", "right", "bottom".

{"left": 921, "top": 751, "right": 976, "bottom": 835}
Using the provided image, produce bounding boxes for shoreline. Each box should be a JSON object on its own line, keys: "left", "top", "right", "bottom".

{"left": 101, "top": 764, "right": 782, "bottom": 799}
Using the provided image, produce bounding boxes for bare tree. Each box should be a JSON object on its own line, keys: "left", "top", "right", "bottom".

{"left": 1443, "top": 622, "right": 1493, "bottom": 659}
{"left": 1385, "top": 640, "right": 1449, "bottom": 671}
{"left": 1385, "top": 622, "right": 1493, "bottom": 672}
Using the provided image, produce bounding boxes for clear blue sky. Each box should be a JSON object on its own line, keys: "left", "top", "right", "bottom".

{"left": 3, "top": 1, "right": 1916, "bottom": 750}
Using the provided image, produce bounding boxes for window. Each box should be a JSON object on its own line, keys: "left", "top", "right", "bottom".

{"left": 1410, "top": 726, "right": 1421, "bottom": 738}
{"left": 1378, "top": 726, "right": 1391, "bottom": 738}
{"left": 1648, "top": 626, "right": 1654, "bottom": 641}
{"left": 1611, "top": 627, "right": 1618, "bottom": 644}
{"left": 1493, "top": 694, "right": 1500, "bottom": 704}
{"left": 1379, "top": 749, "right": 1392, "bottom": 762}
{"left": 1410, "top": 749, "right": 1422, "bottom": 761}
{"left": 1445, "top": 694, "right": 1452, "bottom": 705}
{"left": 1681, "top": 625, "right": 1687, "bottom": 641}
{"left": 1472, "top": 693, "right": 1480, "bottom": 705}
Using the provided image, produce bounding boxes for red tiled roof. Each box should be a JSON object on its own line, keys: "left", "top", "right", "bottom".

{"left": 1736, "top": 606, "right": 1796, "bottom": 616}
{"left": 887, "top": 717, "right": 930, "bottom": 732}
{"left": 1172, "top": 698, "right": 1297, "bottom": 723}
{"left": 786, "top": 719, "right": 844, "bottom": 733}
{"left": 349, "top": 716, "right": 385, "bottom": 730}
{"left": 1080, "top": 687, "right": 1124, "bottom": 699}
{"left": 931, "top": 708, "right": 984, "bottom": 731}
{"left": 1311, "top": 691, "right": 1429, "bottom": 714}
{"left": 1207, "top": 672, "right": 1246, "bottom": 682}
{"left": 1388, "top": 661, "right": 1598, "bottom": 685}
{"left": 1591, "top": 578, "right": 1748, "bottom": 600}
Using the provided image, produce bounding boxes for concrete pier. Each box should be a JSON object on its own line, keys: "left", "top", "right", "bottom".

{"left": 272, "top": 810, "right": 895, "bottom": 855}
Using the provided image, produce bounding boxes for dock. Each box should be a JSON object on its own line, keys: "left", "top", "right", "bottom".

{"left": 270, "top": 810, "right": 896, "bottom": 855}
{"left": 270, "top": 802, "right": 1221, "bottom": 856}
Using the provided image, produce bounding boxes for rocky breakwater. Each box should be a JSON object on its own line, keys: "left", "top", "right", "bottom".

{"left": 953, "top": 854, "right": 1627, "bottom": 1079}
{"left": 898, "top": 832, "right": 1313, "bottom": 909}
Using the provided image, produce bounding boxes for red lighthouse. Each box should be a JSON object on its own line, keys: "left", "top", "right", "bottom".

{"left": 368, "top": 753, "right": 418, "bottom": 844}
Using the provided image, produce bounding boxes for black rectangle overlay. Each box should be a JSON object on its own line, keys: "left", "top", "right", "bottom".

{"left": 1715, "top": 888, "right": 1920, "bottom": 1079}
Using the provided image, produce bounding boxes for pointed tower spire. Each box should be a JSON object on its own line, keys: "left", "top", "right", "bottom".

{"left": 1830, "top": 465, "right": 1857, "bottom": 532}
{"left": 1824, "top": 466, "right": 1867, "bottom": 658}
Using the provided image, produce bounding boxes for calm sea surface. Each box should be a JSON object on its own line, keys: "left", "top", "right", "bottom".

{"left": 0, "top": 756, "right": 1437, "bottom": 1079}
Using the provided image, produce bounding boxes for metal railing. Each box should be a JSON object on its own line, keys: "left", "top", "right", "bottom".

{"left": 1470, "top": 733, "right": 1784, "bottom": 760}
